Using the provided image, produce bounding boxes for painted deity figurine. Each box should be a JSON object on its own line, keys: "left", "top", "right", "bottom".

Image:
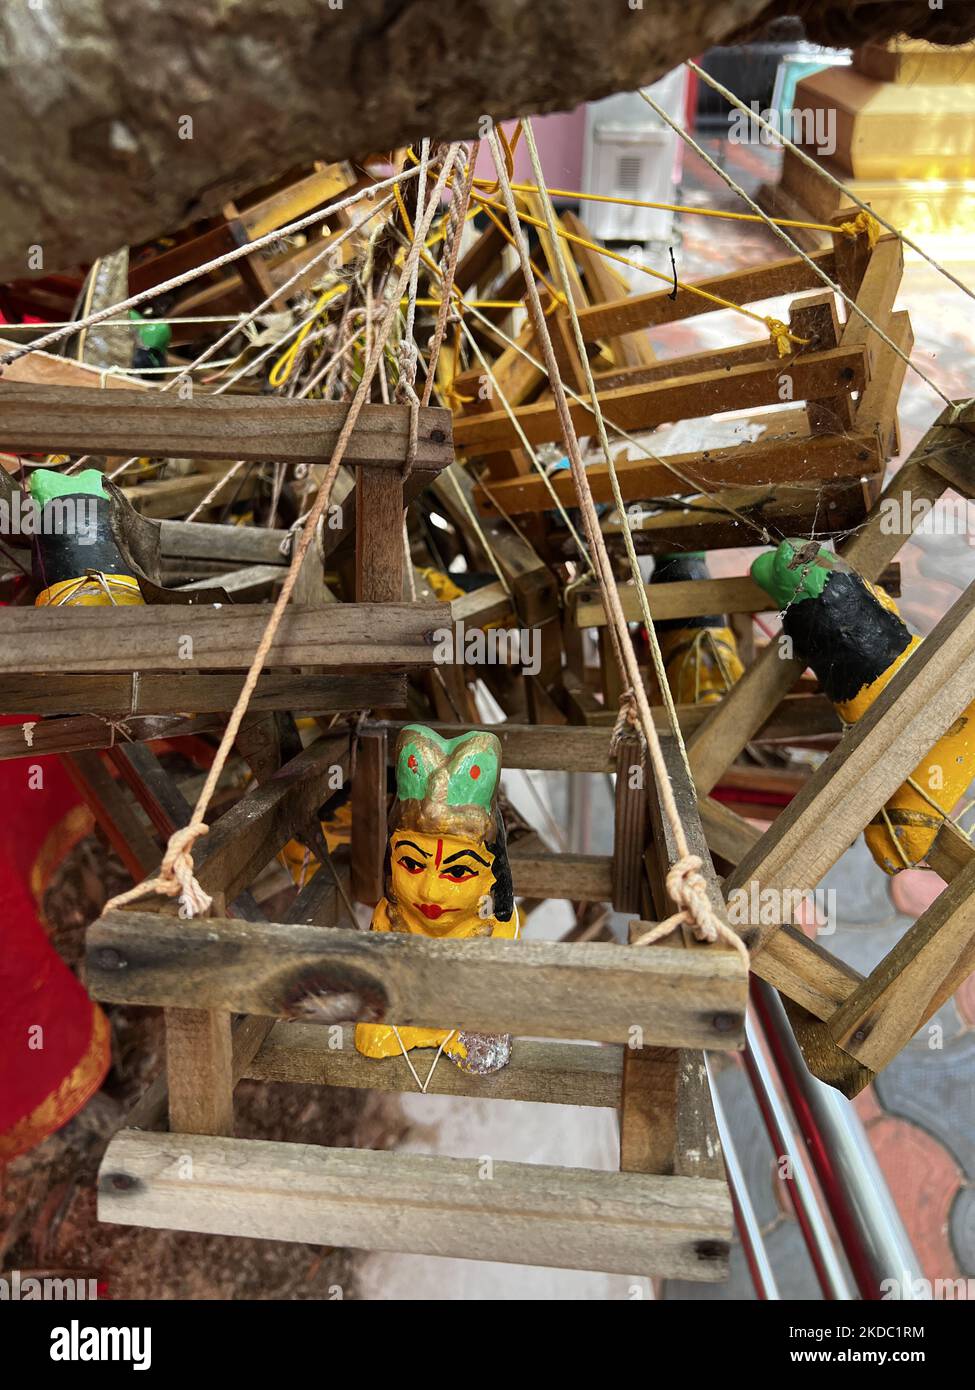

{"left": 354, "top": 725, "right": 519, "bottom": 1075}
{"left": 751, "top": 537, "right": 974, "bottom": 873}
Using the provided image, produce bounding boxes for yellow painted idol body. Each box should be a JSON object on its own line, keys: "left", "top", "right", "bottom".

{"left": 354, "top": 725, "right": 519, "bottom": 1075}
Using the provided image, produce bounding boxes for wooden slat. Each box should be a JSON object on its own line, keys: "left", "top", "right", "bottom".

{"left": 98, "top": 1130, "right": 732, "bottom": 1280}
{"left": 612, "top": 735, "right": 648, "bottom": 914}
{"left": 509, "top": 847, "right": 613, "bottom": 901}
{"left": 191, "top": 735, "right": 351, "bottom": 903}
{"left": 355, "top": 466, "right": 404, "bottom": 602}
{"left": 165, "top": 1008, "right": 234, "bottom": 1137}
{"left": 575, "top": 567, "right": 899, "bottom": 626}
{"left": 0, "top": 383, "right": 453, "bottom": 469}
{"left": 575, "top": 248, "right": 839, "bottom": 341}
{"left": 86, "top": 913, "right": 746, "bottom": 1049}
{"left": 367, "top": 704, "right": 841, "bottom": 774}
{"left": 159, "top": 519, "right": 291, "bottom": 566}
{"left": 475, "top": 427, "right": 882, "bottom": 518}
{"left": 0, "top": 602, "right": 449, "bottom": 674}
{"left": 0, "top": 671, "right": 405, "bottom": 717}
{"left": 827, "top": 858, "right": 975, "bottom": 1071}
{"left": 246, "top": 1023, "right": 622, "bottom": 1108}
{"left": 0, "top": 712, "right": 222, "bottom": 761}
{"left": 454, "top": 346, "right": 868, "bottom": 454}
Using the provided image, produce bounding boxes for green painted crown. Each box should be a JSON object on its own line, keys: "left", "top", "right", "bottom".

{"left": 394, "top": 724, "right": 502, "bottom": 842}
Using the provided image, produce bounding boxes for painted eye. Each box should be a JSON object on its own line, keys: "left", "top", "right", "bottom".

{"left": 441, "top": 865, "right": 476, "bottom": 882}
{"left": 397, "top": 855, "right": 425, "bottom": 875}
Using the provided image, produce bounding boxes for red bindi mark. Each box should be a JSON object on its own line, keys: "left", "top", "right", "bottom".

{"left": 435, "top": 838, "right": 443, "bottom": 868}
{"left": 470, "top": 764, "right": 481, "bottom": 779}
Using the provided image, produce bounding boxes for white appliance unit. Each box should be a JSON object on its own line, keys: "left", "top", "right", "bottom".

{"left": 581, "top": 69, "right": 687, "bottom": 245}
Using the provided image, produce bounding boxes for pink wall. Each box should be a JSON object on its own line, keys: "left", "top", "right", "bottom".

{"left": 473, "top": 109, "right": 586, "bottom": 192}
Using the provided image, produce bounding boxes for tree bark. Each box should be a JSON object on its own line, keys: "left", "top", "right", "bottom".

{"left": 1, "top": 0, "right": 971, "bottom": 280}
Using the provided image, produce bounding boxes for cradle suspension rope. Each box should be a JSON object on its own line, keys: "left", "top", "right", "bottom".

{"left": 492, "top": 122, "right": 747, "bottom": 964}
{"left": 101, "top": 144, "right": 463, "bottom": 920}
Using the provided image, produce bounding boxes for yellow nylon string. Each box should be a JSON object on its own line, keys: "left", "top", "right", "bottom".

{"left": 474, "top": 178, "right": 881, "bottom": 241}
{"left": 471, "top": 191, "right": 810, "bottom": 353}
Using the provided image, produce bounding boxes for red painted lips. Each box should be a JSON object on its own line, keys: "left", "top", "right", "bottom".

{"left": 418, "top": 903, "right": 456, "bottom": 920}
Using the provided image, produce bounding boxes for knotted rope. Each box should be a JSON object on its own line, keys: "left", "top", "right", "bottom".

{"left": 632, "top": 856, "right": 750, "bottom": 967}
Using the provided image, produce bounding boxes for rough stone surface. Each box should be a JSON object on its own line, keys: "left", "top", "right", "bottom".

{"left": 1, "top": 0, "right": 972, "bottom": 278}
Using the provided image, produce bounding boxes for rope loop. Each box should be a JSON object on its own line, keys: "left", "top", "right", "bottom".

{"left": 838, "top": 209, "right": 882, "bottom": 249}
{"left": 766, "top": 316, "right": 809, "bottom": 358}
{"left": 102, "top": 820, "right": 212, "bottom": 919}
{"left": 632, "top": 852, "right": 750, "bottom": 967}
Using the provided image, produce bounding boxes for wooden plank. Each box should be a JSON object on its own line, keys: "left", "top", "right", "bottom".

{"left": 827, "top": 858, "right": 975, "bottom": 1071}
{"left": 454, "top": 347, "right": 868, "bottom": 455}
{"left": 0, "top": 602, "right": 449, "bottom": 675}
{"left": 612, "top": 735, "right": 648, "bottom": 914}
{"left": 789, "top": 291, "right": 855, "bottom": 437}
{"left": 62, "top": 750, "right": 159, "bottom": 884}
{"left": 840, "top": 236, "right": 904, "bottom": 355}
{"left": 355, "top": 466, "right": 404, "bottom": 602}
{"left": 235, "top": 165, "right": 356, "bottom": 241}
{"left": 593, "top": 337, "right": 774, "bottom": 391}
{"left": 0, "top": 671, "right": 405, "bottom": 717}
{"left": 563, "top": 210, "right": 656, "bottom": 370}
{"left": 0, "top": 713, "right": 223, "bottom": 762}
{"left": 0, "top": 383, "right": 454, "bottom": 470}
{"left": 165, "top": 1008, "right": 234, "bottom": 1137}
{"left": 350, "top": 729, "right": 387, "bottom": 907}
{"left": 246, "top": 1023, "right": 622, "bottom": 1108}
{"left": 159, "top": 519, "right": 291, "bottom": 566}
{"left": 191, "top": 735, "right": 351, "bottom": 903}
{"left": 588, "top": 479, "right": 871, "bottom": 557}
{"left": 575, "top": 568, "right": 899, "bottom": 626}
{"left": 927, "top": 819, "right": 975, "bottom": 883}
{"left": 575, "top": 248, "right": 838, "bottom": 341}
{"left": 475, "top": 426, "right": 881, "bottom": 518}
{"left": 509, "top": 847, "right": 613, "bottom": 901}
{"left": 86, "top": 913, "right": 746, "bottom": 1049}
{"left": 367, "top": 703, "right": 840, "bottom": 774}
{"left": 854, "top": 310, "right": 913, "bottom": 453}
{"left": 730, "top": 578, "right": 975, "bottom": 960}
{"left": 98, "top": 1130, "right": 732, "bottom": 1280}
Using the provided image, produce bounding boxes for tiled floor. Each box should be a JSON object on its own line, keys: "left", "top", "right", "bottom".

{"left": 659, "top": 133, "right": 975, "bottom": 1298}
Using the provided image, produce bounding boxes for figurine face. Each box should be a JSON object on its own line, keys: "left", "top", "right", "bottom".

{"left": 389, "top": 829, "right": 496, "bottom": 935}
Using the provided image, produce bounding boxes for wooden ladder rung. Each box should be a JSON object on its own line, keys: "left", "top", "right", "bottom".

{"left": 245, "top": 1024, "right": 623, "bottom": 1109}
{"left": 86, "top": 912, "right": 747, "bottom": 1051}
{"left": 98, "top": 1130, "right": 732, "bottom": 1281}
